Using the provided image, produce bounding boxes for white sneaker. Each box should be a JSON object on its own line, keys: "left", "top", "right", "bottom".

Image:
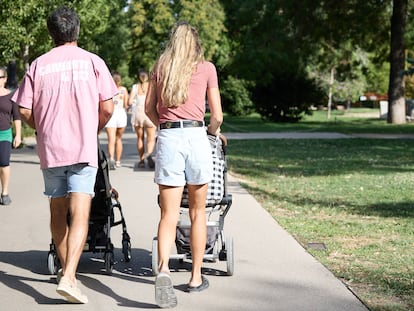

{"left": 56, "top": 276, "right": 88, "bottom": 304}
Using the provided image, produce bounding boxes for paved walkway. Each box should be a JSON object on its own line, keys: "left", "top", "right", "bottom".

{"left": 0, "top": 131, "right": 370, "bottom": 310}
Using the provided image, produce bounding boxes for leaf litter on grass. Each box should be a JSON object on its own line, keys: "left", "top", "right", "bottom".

{"left": 228, "top": 138, "right": 414, "bottom": 310}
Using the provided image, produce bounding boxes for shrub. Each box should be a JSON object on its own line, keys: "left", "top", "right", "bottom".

{"left": 220, "top": 76, "right": 255, "bottom": 116}
{"left": 253, "top": 74, "right": 325, "bottom": 122}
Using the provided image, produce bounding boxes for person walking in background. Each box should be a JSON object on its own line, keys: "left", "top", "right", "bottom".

{"left": 0, "top": 66, "right": 21, "bottom": 205}
{"left": 145, "top": 21, "right": 223, "bottom": 308}
{"left": 12, "top": 6, "right": 116, "bottom": 304}
{"left": 128, "top": 69, "right": 156, "bottom": 169}
{"left": 105, "top": 71, "right": 128, "bottom": 169}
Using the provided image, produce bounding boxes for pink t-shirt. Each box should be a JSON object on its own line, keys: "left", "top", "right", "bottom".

{"left": 153, "top": 61, "right": 218, "bottom": 124}
{"left": 12, "top": 45, "right": 118, "bottom": 169}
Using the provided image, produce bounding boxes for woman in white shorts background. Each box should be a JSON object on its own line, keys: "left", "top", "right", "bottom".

{"left": 105, "top": 72, "right": 128, "bottom": 169}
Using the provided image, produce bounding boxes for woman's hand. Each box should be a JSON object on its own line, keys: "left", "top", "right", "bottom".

{"left": 13, "top": 136, "right": 21, "bottom": 148}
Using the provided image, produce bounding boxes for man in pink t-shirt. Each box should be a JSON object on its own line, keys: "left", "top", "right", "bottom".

{"left": 12, "top": 6, "right": 116, "bottom": 304}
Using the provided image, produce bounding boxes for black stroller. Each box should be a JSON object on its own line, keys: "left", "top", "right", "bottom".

{"left": 152, "top": 134, "right": 234, "bottom": 276}
{"left": 47, "top": 144, "right": 131, "bottom": 275}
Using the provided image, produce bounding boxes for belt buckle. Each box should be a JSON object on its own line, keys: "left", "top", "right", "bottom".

{"left": 165, "top": 122, "right": 172, "bottom": 129}
{"left": 192, "top": 121, "right": 198, "bottom": 127}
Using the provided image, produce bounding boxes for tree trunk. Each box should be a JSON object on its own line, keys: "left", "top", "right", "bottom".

{"left": 327, "top": 66, "right": 334, "bottom": 120}
{"left": 387, "top": 0, "right": 408, "bottom": 124}
{"left": 23, "top": 44, "right": 30, "bottom": 72}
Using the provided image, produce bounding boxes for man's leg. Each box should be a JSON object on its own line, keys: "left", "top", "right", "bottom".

{"left": 63, "top": 192, "right": 91, "bottom": 285}
{"left": 50, "top": 196, "right": 70, "bottom": 271}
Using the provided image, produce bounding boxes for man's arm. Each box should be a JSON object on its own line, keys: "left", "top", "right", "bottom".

{"left": 98, "top": 98, "right": 114, "bottom": 132}
{"left": 18, "top": 107, "right": 36, "bottom": 129}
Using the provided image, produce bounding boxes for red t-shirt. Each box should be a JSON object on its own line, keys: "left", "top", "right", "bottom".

{"left": 153, "top": 61, "right": 218, "bottom": 124}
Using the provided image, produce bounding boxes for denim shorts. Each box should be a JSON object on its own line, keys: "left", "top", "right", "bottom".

{"left": 155, "top": 127, "right": 213, "bottom": 186}
{"left": 42, "top": 164, "right": 98, "bottom": 198}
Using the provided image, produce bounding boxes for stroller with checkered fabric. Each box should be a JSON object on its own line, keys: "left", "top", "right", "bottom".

{"left": 152, "top": 133, "right": 234, "bottom": 276}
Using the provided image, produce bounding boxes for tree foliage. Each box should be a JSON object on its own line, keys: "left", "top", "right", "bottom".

{"left": 127, "top": 0, "right": 226, "bottom": 76}
{"left": 91, "top": 0, "right": 130, "bottom": 72}
{"left": 1, "top": 0, "right": 413, "bottom": 123}
{"left": 0, "top": 0, "right": 120, "bottom": 79}
{"left": 127, "top": 0, "right": 175, "bottom": 74}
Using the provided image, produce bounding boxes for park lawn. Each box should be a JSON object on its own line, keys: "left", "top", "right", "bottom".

{"left": 220, "top": 109, "right": 414, "bottom": 134}
{"left": 227, "top": 138, "right": 414, "bottom": 311}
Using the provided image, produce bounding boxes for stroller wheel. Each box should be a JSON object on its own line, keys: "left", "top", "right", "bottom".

{"left": 104, "top": 251, "right": 114, "bottom": 274}
{"left": 226, "top": 236, "right": 234, "bottom": 276}
{"left": 122, "top": 239, "right": 132, "bottom": 262}
{"left": 47, "top": 251, "right": 58, "bottom": 275}
{"left": 151, "top": 238, "right": 159, "bottom": 276}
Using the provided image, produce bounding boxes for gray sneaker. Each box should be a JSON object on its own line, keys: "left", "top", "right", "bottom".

{"left": 155, "top": 272, "right": 177, "bottom": 308}
{"left": 1, "top": 194, "right": 11, "bottom": 205}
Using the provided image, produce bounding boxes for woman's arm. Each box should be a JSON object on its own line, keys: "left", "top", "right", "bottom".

{"left": 13, "top": 120, "right": 22, "bottom": 148}
{"left": 206, "top": 87, "right": 223, "bottom": 135}
{"left": 122, "top": 87, "right": 129, "bottom": 109}
{"left": 128, "top": 84, "right": 136, "bottom": 107}
{"left": 145, "top": 80, "right": 159, "bottom": 126}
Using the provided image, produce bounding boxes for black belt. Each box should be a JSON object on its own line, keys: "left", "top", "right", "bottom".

{"left": 159, "top": 120, "right": 204, "bottom": 130}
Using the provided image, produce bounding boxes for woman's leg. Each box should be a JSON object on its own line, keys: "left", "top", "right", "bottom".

{"left": 105, "top": 127, "right": 116, "bottom": 162}
{"left": 115, "top": 127, "right": 125, "bottom": 163}
{"left": 187, "top": 183, "right": 208, "bottom": 287}
{"left": 0, "top": 141, "right": 11, "bottom": 197}
{"left": 135, "top": 126, "right": 145, "bottom": 161}
{"left": 0, "top": 166, "right": 10, "bottom": 195}
{"left": 157, "top": 185, "right": 183, "bottom": 273}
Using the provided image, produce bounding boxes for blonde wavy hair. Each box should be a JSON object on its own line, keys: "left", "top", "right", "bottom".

{"left": 156, "top": 21, "right": 204, "bottom": 108}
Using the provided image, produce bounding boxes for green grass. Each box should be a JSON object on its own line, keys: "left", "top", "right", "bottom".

{"left": 221, "top": 109, "right": 414, "bottom": 134}
{"left": 225, "top": 113, "right": 414, "bottom": 311}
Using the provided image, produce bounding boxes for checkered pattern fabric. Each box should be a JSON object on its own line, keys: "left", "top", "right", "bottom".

{"left": 181, "top": 134, "right": 225, "bottom": 206}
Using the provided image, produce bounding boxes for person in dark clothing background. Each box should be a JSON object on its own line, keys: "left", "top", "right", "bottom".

{"left": 0, "top": 66, "right": 21, "bottom": 205}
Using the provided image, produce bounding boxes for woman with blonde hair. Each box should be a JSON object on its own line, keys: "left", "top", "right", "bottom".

{"left": 146, "top": 21, "right": 223, "bottom": 308}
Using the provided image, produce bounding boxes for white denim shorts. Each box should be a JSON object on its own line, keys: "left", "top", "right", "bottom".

{"left": 154, "top": 127, "right": 213, "bottom": 186}
{"left": 42, "top": 164, "right": 98, "bottom": 198}
{"left": 105, "top": 108, "right": 127, "bottom": 128}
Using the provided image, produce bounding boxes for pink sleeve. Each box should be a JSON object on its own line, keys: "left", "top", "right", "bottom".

{"left": 207, "top": 62, "right": 219, "bottom": 89}
{"left": 93, "top": 56, "right": 118, "bottom": 101}
{"left": 11, "top": 63, "right": 36, "bottom": 109}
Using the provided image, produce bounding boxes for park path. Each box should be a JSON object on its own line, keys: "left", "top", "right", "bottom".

{"left": 0, "top": 131, "right": 370, "bottom": 310}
